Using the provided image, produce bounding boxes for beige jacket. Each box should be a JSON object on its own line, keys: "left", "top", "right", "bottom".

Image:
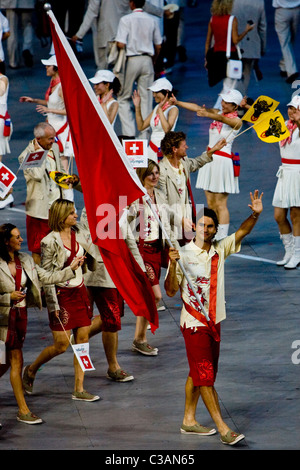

{"left": 0, "top": 252, "right": 76, "bottom": 340}
{"left": 40, "top": 229, "right": 97, "bottom": 312}
{"left": 127, "top": 188, "right": 179, "bottom": 249}
{"left": 158, "top": 152, "right": 213, "bottom": 231}
{"left": 18, "top": 140, "right": 63, "bottom": 220}
{"left": 79, "top": 207, "right": 146, "bottom": 288}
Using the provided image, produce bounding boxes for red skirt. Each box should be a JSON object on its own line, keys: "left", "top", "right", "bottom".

{"left": 6, "top": 306, "right": 27, "bottom": 350}
{"left": 139, "top": 240, "right": 162, "bottom": 287}
{"left": 49, "top": 283, "right": 92, "bottom": 331}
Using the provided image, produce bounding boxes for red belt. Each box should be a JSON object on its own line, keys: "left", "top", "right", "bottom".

{"left": 281, "top": 158, "right": 300, "bottom": 164}
{"left": 207, "top": 147, "right": 232, "bottom": 159}
{"left": 149, "top": 140, "right": 163, "bottom": 160}
{"left": 208, "top": 147, "right": 240, "bottom": 176}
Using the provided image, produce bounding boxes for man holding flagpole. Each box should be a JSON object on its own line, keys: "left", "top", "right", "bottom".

{"left": 165, "top": 190, "right": 263, "bottom": 446}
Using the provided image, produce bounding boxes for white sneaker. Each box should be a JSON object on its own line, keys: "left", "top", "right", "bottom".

{"left": 157, "top": 304, "right": 165, "bottom": 311}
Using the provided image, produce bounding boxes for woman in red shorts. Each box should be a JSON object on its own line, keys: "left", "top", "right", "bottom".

{"left": 22, "top": 199, "right": 100, "bottom": 403}
{"left": 0, "top": 223, "right": 81, "bottom": 425}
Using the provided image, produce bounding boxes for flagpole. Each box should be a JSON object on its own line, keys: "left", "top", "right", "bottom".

{"left": 227, "top": 124, "right": 254, "bottom": 142}
{"left": 144, "top": 196, "right": 211, "bottom": 322}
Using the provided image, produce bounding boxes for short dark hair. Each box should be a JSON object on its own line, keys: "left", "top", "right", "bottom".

{"left": 0, "top": 223, "right": 17, "bottom": 262}
{"left": 196, "top": 207, "right": 219, "bottom": 231}
{"left": 131, "top": 0, "right": 145, "bottom": 8}
{"left": 160, "top": 131, "right": 186, "bottom": 157}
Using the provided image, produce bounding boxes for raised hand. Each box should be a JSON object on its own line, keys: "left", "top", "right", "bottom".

{"left": 248, "top": 190, "right": 263, "bottom": 215}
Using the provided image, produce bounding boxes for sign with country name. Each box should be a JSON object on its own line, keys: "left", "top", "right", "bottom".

{"left": 123, "top": 139, "right": 148, "bottom": 168}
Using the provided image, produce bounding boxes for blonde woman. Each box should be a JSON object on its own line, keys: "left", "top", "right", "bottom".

{"left": 22, "top": 199, "right": 99, "bottom": 403}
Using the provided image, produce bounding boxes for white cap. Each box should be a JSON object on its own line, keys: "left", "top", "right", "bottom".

{"left": 89, "top": 70, "right": 115, "bottom": 84}
{"left": 41, "top": 55, "right": 57, "bottom": 67}
{"left": 148, "top": 78, "right": 173, "bottom": 92}
{"left": 219, "top": 89, "right": 243, "bottom": 106}
{"left": 287, "top": 95, "right": 300, "bottom": 109}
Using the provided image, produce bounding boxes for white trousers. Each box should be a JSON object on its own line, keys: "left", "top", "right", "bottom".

{"left": 274, "top": 6, "right": 300, "bottom": 77}
{"left": 6, "top": 9, "right": 33, "bottom": 67}
{"left": 118, "top": 55, "right": 154, "bottom": 138}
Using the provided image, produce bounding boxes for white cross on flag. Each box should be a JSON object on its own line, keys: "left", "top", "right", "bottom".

{"left": 21, "top": 149, "right": 48, "bottom": 169}
{"left": 72, "top": 342, "right": 95, "bottom": 372}
{"left": 123, "top": 139, "right": 148, "bottom": 168}
{"left": 0, "top": 162, "right": 17, "bottom": 198}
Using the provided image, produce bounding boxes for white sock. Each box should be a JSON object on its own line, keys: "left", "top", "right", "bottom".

{"left": 216, "top": 223, "right": 229, "bottom": 240}
{"left": 63, "top": 188, "right": 74, "bottom": 202}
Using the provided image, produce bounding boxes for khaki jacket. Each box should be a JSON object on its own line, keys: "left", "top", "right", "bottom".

{"left": 18, "top": 140, "right": 63, "bottom": 219}
{"left": 127, "top": 188, "right": 179, "bottom": 249}
{"left": 40, "top": 229, "right": 97, "bottom": 312}
{"left": 0, "top": 252, "right": 76, "bottom": 340}
{"left": 158, "top": 152, "right": 212, "bottom": 231}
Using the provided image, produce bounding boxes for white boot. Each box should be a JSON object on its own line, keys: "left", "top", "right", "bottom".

{"left": 215, "top": 223, "right": 229, "bottom": 241}
{"left": 284, "top": 236, "right": 300, "bottom": 269}
{"left": 277, "top": 232, "right": 294, "bottom": 266}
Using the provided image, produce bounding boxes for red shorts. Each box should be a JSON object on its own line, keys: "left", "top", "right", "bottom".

{"left": 87, "top": 286, "right": 124, "bottom": 332}
{"left": 26, "top": 215, "right": 51, "bottom": 255}
{"left": 181, "top": 324, "right": 221, "bottom": 386}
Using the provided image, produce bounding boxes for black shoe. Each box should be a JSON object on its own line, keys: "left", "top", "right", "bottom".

{"left": 22, "top": 49, "right": 33, "bottom": 67}
{"left": 286, "top": 72, "right": 299, "bottom": 84}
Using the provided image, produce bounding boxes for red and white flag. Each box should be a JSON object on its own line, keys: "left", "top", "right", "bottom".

{"left": 20, "top": 150, "right": 48, "bottom": 169}
{"left": 47, "top": 10, "right": 158, "bottom": 331}
{"left": 0, "top": 162, "right": 17, "bottom": 198}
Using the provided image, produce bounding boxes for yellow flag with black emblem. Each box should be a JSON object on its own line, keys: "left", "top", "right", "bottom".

{"left": 242, "top": 96, "right": 279, "bottom": 123}
{"left": 252, "top": 110, "right": 290, "bottom": 143}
